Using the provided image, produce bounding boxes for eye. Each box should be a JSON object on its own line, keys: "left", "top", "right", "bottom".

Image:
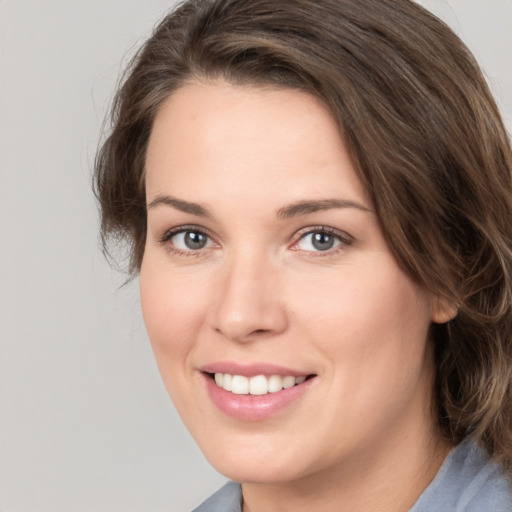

{"left": 297, "top": 232, "right": 340, "bottom": 251}
{"left": 160, "top": 227, "right": 215, "bottom": 253}
{"left": 293, "top": 228, "right": 351, "bottom": 253}
{"left": 173, "top": 230, "right": 211, "bottom": 250}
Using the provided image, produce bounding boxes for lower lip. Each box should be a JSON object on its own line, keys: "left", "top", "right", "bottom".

{"left": 202, "top": 373, "right": 315, "bottom": 421}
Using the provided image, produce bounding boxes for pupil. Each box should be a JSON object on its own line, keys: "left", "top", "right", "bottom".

{"left": 185, "top": 231, "right": 207, "bottom": 249}
{"left": 312, "top": 233, "right": 334, "bottom": 251}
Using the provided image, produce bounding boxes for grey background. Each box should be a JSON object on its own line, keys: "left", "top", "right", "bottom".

{"left": 0, "top": 1, "right": 510, "bottom": 511}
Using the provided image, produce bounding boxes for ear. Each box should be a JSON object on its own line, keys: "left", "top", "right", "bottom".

{"left": 431, "top": 296, "right": 458, "bottom": 324}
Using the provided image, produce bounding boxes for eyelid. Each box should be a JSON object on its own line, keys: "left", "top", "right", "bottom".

{"left": 157, "top": 224, "right": 352, "bottom": 256}
{"left": 290, "top": 225, "right": 353, "bottom": 253}
{"left": 158, "top": 224, "right": 218, "bottom": 254}
{"left": 159, "top": 224, "right": 212, "bottom": 242}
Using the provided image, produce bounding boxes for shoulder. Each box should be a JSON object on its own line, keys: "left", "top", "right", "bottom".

{"left": 192, "top": 481, "right": 242, "bottom": 512}
{"left": 411, "top": 437, "right": 512, "bottom": 512}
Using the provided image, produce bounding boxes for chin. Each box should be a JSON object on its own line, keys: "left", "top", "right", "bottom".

{"left": 210, "top": 457, "right": 301, "bottom": 485}
{"left": 196, "top": 433, "right": 312, "bottom": 484}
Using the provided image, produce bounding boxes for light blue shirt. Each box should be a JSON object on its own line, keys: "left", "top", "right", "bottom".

{"left": 192, "top": 438, "right": 512, "bottom": 511}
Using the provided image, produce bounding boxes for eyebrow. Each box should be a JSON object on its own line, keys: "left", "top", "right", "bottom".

{"left": 147, "top": 195, "right": 372, "bottom": 219}
{"left": 276, "top": 199, "right": 372, "bottom": 219}
{"left": 147, "top": 195, "right": 213, "bottom": 218}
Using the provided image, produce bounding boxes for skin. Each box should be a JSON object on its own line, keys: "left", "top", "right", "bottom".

{"left": 140, "top": 80, "right": 455, "bottom": 512}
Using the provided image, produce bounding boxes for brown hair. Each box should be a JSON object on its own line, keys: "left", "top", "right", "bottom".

{"left": 94, "top": 0, "right": 512, "bottom": 471}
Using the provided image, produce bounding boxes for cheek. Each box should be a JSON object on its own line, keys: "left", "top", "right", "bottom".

{"left": 294, "top": 267, "right": 434, "bottom": 450}
{"left": 295, "top": 261, "right": 430, "bottom": 335}
{"left": 139, "top": 261, "right": 208, "bottom": 368}
{"left": 292, "top": 261, "right": 433, "bottom": 390}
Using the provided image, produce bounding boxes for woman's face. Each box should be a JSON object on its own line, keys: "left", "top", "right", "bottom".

{"left": 141, "top": 81, "right": 448, "bottom": 484}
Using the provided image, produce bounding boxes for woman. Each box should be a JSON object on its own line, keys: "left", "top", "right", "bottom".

{"left": 95, "top": 0, "right": 512, "bottom": 510}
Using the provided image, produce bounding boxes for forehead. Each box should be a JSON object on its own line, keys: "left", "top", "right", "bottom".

{"left": 145, "top": 80, "right": 370, "bottom": 209}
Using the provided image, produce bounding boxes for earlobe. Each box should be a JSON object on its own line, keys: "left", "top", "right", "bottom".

{"left": 431, "top": 296, "right": 458, "bottom": 324}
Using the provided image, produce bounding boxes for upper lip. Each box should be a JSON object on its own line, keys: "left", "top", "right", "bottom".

{"left": 199, "top": 361, "right": 314, "bottom": 378}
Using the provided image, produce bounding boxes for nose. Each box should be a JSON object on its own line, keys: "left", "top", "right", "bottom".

{"left": 209, "top": 252, "right": 289, "bottom": 343}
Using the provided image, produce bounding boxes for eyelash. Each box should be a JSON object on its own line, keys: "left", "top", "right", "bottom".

{"left": 158, "top": 225, "right": 353, "bottom": 257}
{"left": 159, "top": 225, "right": 216, "bottom": 256}
{"left": 291, "top": 226, "right": 353, "bottom": 256}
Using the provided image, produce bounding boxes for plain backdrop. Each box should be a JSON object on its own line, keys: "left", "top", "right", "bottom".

{"left": 0, "top": 1, "right": 511, "bottom": 511}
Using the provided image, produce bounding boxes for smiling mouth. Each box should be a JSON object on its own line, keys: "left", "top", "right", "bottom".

{"left": 209, "top": 372, "right": 316, "bottom": 395}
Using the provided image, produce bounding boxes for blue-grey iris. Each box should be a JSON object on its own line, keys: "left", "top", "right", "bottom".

{"left": 185, "top": 231, "right": 208, "bottom": 250}
{"left": 312, "top": 232, "right": 335, "bottom": 251}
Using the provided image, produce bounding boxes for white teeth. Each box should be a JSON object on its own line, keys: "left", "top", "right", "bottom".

{"left": 214, "top": 373, "right": 224, "bottom": 387}
{"left": 268, "top": 375, "right": 283, "bottom": 393}
{"left": 249, "top": 375, "right": 269, "bottom": 395}
{"left": 214, "top": 373, "right": 308, "bottom": 395}
{"left": 223, "top": 373, "right": 233, "bottom": 392}
{"left": 231, "top": 375, "right": 249, "bottom": 395}
{"left": 282, "top": 376, "right": 296, "bottom": 389}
